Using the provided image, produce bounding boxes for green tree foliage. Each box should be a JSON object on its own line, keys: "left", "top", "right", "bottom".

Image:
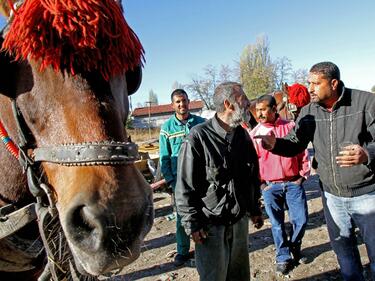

{"left": 125, "top": 115, "right": 133, "bottom": 129}
{"left": 371, "top": 85, "right": 375, "bottom": 93}
{"left": 239, "top": 35, "right": 275, "bottom": 99}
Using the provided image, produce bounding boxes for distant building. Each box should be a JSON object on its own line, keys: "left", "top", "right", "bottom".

{"left": 131, "top": 100, "right": 205, "bottom": 128}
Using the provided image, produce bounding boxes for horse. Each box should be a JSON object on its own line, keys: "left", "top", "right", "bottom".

{"left": 0, "top": 0, "right": 153, "bottom": 280}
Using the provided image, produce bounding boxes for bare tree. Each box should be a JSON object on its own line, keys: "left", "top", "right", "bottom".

{"left": 185, "top": 64, "right": 236, "bottom": 109}
{"left": 148, "top": 89, "right": 159, "bottom": 105}
{"left": 291, "top": 68, "right": 309, "bottom": 85}
{"left": 171, "top": 81, "right": 184, "bottom": 93}
{"left": 274, "top": 56, "right": 292, "bottom": 89}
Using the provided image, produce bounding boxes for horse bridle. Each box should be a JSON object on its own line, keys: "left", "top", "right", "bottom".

{"left": 0, "top": 99, "right": 140, "bottom": 281}
{"left": 273, "top": 90, "right": 298, "bottom": 121}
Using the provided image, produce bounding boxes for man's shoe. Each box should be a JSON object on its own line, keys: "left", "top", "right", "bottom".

{"left": 173, "top": 254, "right": 190, "bottom": 267}
{"left": 292, "top": 249, "right": 309, "bottom": 264}
{"left": 298, "top": 255, "right": 308, "bottom": 264}
{"left": 276, "top": 261, "right": 293, "bottom": 275}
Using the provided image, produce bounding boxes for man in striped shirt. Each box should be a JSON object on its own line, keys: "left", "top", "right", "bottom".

{"left": 159, "top": 89, "right": 205, "bottom": 266}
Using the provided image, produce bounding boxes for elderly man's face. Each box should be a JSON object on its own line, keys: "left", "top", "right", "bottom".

{"left": 229, "top": 87, "right": 250, "bottom": 128}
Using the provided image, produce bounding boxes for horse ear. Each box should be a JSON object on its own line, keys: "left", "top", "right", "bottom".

{"left": 282, "top": 82, "right": 289, "bottom": 93}
{"left": 0, "top": 36, "right": 34, "bottom": 98}
{"left": 126, "top": 65, "right": 142, "bottom": 95}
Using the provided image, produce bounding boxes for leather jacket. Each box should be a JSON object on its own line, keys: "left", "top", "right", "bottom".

{"left": 175, "top": 115, "right": 262, "bottom": 235}
{"left": 273, "top": 83, "right": 375, "bottom": 197}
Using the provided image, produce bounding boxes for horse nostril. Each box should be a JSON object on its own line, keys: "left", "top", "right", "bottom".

{"left": 69, "top": 205, "right": 104, "bottom": 251}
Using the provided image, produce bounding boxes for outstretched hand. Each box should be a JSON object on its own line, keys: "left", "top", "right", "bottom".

{"left": 253, "top": 131, "right": 276, "bottom": 150}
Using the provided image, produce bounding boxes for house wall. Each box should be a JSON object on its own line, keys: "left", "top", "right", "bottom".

{"left": 132, "top": 108, "right": 203, "bottom": 129}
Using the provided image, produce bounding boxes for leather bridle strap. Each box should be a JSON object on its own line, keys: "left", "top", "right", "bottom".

{"left": 33, "top": 141, "right": 139, "bottom": 166}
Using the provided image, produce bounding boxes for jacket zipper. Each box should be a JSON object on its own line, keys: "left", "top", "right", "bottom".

{"left": 274, "top": 125, "right": 286, "bottom": 179}
{"left": 329, "top": 113, "right": 340, "bottom": 195}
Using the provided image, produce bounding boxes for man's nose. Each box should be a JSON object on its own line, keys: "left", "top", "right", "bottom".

{"left": 308, "top": 84, "right": 314, "bottom": 93}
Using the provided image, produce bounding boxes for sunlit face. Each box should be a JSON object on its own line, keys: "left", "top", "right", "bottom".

{"left": 255, "top": 100, "right": 277, "bottom": 124}
{"left": 308, "top": 72, "right": 339, "bottom": 106}
{"left": 229, "top": 87, "right": 251, "bottom": 128}
{"left": 172, "top": 93, "right": 189, "bottom": 119}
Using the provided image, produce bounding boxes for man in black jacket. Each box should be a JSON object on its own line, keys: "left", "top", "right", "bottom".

{"left": 255, "top": 62, "right": 375, "bottom": 281}
{"left": 175, "top": 82, "right": 263, "bottom": 281}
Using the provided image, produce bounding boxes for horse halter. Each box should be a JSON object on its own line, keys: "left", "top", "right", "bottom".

{"left": 9, "top": 99, "right": 139, "bottom": 192}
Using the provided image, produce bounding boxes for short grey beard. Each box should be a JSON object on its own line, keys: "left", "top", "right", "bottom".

{"left": 228, "top": 103, "right": 249, "bottom": 128}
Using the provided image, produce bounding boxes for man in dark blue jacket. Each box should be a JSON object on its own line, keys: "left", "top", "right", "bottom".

{"left": 255, "top": 61, "right": 375, "bottom": 281}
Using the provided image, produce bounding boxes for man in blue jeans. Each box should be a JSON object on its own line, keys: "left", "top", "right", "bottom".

{"left": 255, "top": 61, "right": 375, "bottom": 281}
{"left": 159, "top": 89, "right": 205, "bottom": 266}
{"left": 250, "top": 94, "right": 310, "bottom": 275}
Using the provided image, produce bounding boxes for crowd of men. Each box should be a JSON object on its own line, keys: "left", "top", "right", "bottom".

{"left": 159, "top": 61, "right": 375, "bottom": 281}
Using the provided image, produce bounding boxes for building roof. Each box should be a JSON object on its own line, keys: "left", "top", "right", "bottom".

{"left": 132, "top": 100, "right": 204, "bottom": 117}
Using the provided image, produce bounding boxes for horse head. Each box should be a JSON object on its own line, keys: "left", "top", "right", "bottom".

{"left": 0, "top": 0, "right": 152, "bottom": 278}
{"left": 279, "top": 82, "right": 311, "bottom": 121}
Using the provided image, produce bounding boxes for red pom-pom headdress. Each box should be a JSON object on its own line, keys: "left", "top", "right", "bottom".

{"left": 2, "top": 0, "right": 144, "bottom": 81}
{"left": 287, "top": 83, "right": 310, "bottom": 108}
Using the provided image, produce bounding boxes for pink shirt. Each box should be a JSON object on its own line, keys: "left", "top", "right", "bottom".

{"left": 249, "top": 117, "right": 310, "bottom": 182}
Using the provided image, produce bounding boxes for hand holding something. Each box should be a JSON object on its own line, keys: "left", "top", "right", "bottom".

{"left": 191, "top": 229, "right": 208, "bottom": 244}
{"left": 253, "top": 131, "right": 276, "bottom": 150}
{"left": 336, "top": 144, "right": 368, "bottom": 167}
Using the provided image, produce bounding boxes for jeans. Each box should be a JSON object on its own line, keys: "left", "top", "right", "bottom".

{"left": 195, "top": 216, "right": 249, "bottom": 281}
{"left": 322, "top": 190, "right": 375, "bottom": 281}
{"left": 262, "top": 182, "right": 308, "bottom": 263}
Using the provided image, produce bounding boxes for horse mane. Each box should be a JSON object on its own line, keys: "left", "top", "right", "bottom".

{"left": 2, "top": 0, "right": 144, "bottom": 80}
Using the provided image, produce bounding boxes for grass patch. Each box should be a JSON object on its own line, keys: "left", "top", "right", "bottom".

{"left": 127, "top": 128, "right": 160, "bottom": 143}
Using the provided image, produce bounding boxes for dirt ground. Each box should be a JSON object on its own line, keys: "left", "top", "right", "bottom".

{"left": 111, "top": 175, "right": 372, "bottom": 281}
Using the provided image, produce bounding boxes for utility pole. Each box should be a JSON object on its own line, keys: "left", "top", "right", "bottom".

{"left": 145, "top": 101, "right": 152, "bottom": 140}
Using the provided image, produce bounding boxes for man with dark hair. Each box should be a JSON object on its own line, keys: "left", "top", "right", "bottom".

{"left": 255, "top": 61, "right": 375, "bottom": 281}
{"left": 175, "top": 82, "right": 263, "bottom": 281}
{"left": 159, "top": 88, "right": 205, "bottom": 266}
{"left": 250, "top": 94, "right": 310, "bottom": 275}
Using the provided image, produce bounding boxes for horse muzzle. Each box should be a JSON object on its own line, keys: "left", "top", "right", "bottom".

{"left": 56, "top": 172, "right": 153, "bottom": 276}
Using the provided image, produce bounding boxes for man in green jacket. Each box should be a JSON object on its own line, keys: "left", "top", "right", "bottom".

{"left": 159, "top": 89, "right": 205, "bottom": 266}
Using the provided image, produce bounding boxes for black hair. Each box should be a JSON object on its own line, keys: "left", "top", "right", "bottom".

{"left": 171, "top": 89, "right": 188, "bottom": 101}
{"left": 309, "top": 61, "right": 340, "bottom": 81}
{"left": 256, "top": 94, "right": 276, "bottom": 108}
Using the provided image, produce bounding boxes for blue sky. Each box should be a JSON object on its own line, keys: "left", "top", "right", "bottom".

{"left": 123, "top": 0, "right": 375, "bottom": 107}
{"left": 1, "top": 1, "right": 374, "bottom": 107}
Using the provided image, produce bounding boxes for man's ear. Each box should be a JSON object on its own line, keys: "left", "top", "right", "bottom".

{"left": 224, "top": 99, "right": 233, "bottom": 110}
{"left": 331, "top": 79, "right": 339, "bottom": 91}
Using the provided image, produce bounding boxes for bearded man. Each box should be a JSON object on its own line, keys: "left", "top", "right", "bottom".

{"left": 175, "top": 82, "right": 263, "bottom": 281}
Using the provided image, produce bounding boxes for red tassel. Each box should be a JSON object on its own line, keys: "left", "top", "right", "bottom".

{"left": 2, "top": 0, "right": 144, "bottom": 81}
